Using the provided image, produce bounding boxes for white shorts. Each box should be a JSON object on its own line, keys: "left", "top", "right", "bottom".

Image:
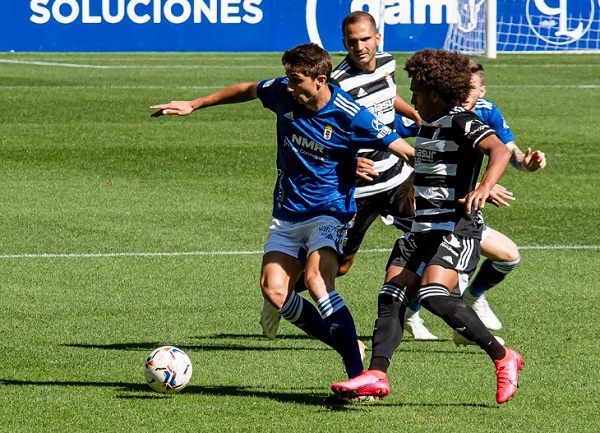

{"left": 481, "top": 224, "right": 491, "bottom": 242}
{"left": 263, "top": 215, "right": 348, "bottom": 261}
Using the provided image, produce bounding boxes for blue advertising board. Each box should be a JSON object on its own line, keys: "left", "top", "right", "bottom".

{"left": 1, "top": 0, "right": 598, "bottom": 52}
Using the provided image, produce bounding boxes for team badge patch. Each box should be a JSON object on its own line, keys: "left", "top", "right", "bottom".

{"left": 323, "top": 125, "right": 333, "bottom": 140}
{"left": 262, "top": 79, "right": 275, "bottom": 88}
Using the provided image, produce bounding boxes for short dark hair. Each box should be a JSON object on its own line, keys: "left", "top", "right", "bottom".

{"left": 281, "top": 43, "right": 332, "bottom": 80}
{"left": 341, "top": 11, "right": 377, "bottom": 36}
{"left": 469, "top": 59, "right": 485, "bottom": 84}
{"left": 404, "top": 49, "right": 472, "bottom": 106}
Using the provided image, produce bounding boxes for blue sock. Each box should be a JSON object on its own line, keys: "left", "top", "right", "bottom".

{"left": 468, "top": 258, "right": 521, "bottom": 298}
{"left": 317, "top": 291, "right": 363, "bottom": 378}
{"left": 280, "top": 291, "right": 334, "bottom": 348}
{"left": 408, "top": 301, "right": 421, "bottom": 312}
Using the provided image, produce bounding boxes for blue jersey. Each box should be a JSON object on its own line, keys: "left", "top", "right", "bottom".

{"left": 256, "top": 77, "right": 400, "bottom": 224}
{"left": 473, "top": 99, "right": 515, "bottom": 144}
{"left": 395, "top": 98, "right": 515, "bottom": 145}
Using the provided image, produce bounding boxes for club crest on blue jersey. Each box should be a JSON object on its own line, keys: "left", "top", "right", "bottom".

{"left": 323, "top": 125, "right": 333, "bottom": 140}
{"left": 371, "top": 118, "right": 391, "bottom": 139}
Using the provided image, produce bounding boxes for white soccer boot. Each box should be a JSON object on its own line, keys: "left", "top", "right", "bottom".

{"left": 260, "top": 299, "right": 281, "bottom": 340}
{"left": 404, "top": 309, "right": 438, "bottom": 340}
{"left": 463, "top": 292, "right": 503, "bottom": 330}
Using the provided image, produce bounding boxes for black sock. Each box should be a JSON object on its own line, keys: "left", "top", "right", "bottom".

{"left": 369, "top": 284, "right": 409, "bottom": 372}
{"left": 419, "top": 284, "right": 505, "bottom": 360}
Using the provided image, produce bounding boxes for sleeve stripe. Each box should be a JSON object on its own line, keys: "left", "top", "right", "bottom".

{"left": 333, "top": 94, "right": 360, "bottom": 116}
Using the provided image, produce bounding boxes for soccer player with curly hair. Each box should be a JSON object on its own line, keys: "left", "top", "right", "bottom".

{"left": 331, "top": 49, "right": 524, "bottom": 405}
{"left": 394, "top": 59, "right": 547, "bottom": 342}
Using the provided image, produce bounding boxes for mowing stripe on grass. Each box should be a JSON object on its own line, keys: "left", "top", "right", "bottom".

{"left": 2, "top": 59, "right": 599, "bottom": 69}
{"left": 0, "top": 245, "right": 596, "bottom": 259}
{"left": 0, "top": 59, "right": 277, "bottom": 69}
{"left": 1, "top": 84, "right": 599, "bottom": 90}
{"left": 0, "top": 85, "right": 225, "bottom": 90}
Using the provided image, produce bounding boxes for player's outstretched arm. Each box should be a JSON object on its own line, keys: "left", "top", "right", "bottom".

{"left": 150, "top": 82, "right": 260, "bottom": 117}
{"left": 460, "top": 135, "right": 511, "bottom": 215}
{"left": 507, "top": 143, "right": 547, "bottom": 172}
{"left": 394, "top": 95, "right": 421, "bottom": 126}
{"left": 388, "top": 137, "right": 415, "bottom": 167}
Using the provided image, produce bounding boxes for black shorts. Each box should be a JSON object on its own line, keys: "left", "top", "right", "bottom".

{"left": 344, "top": 185, "right": 414, "bottom": 256}
{"left": 386, "top": 231, "right": 481, "bottom": 278}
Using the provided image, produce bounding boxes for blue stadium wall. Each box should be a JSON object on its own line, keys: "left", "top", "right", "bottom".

{"left": 1, "top": 0, "right": 598, "bottom": 52}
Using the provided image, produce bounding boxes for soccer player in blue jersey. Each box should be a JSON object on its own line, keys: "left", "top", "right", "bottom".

{"left": 395, "top": 59, "right": 546, "bottom": 341}
{"left": 259, "top": 10, "right": 437, "bottom": 342}
{"left": 150, "top": 43, "right": 415, "bottom": 391}
{"left": 331, "top": 49, "right": 524, "bottom": 405}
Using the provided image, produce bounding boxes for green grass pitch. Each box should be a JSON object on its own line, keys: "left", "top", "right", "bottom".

{"left": 0, "top": 51, "right": 599, "bottom": 432}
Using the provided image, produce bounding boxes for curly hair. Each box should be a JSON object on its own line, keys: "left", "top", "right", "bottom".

{"left": 282, "top": 43, "right": 332, "bottom": 80}
{"left": 404, "top": 49, "right": 472, "bottom": 106}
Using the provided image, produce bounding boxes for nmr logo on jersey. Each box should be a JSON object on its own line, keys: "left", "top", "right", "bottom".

{"left": 526, "top": 0, "right": 596, "bottom": 45}
{"left": 291, "top": 134, "right": 325, "bottom": 154}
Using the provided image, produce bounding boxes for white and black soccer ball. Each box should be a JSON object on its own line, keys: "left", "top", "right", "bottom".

{"left": 144, "top": 346, "right": 192, "bottom": 394}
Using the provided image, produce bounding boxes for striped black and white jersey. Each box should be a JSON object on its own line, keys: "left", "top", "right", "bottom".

{"left": 412, "top": 106, "right": 498, "bottom": 238}
{"left": 331, "top": 52, "right": 411, "bottom": 198}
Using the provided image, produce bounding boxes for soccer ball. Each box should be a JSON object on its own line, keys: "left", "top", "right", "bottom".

{"left": 144, "top": 346, "right": 193, "bottom": 394}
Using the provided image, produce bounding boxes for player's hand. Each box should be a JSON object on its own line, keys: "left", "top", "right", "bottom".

{"left": 487, "top": 183, "right": 515, "bottom": 208}
{"left": 523, "top": 148, "right": 546, "bottom": 172}
{"left": 150, "top": 101, "right": 195, "bottom": 117}
{"left": 356, "top": 157, "right": 379, "bottom": 181}
{"left": 459, "top": 184, "right": 490, "bottom": 215}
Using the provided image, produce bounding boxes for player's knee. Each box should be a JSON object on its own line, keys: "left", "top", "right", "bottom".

{"left": 492, "top": 256, "right": 521, "bottom": 274}
{"left": 337, "top": 254, "right": 355, "bottom": 276}
{"left": 304, "top": 274, "right": 328, "bottom": 294}
{"left": 260, "top": 276, "right": 287, "bottom": 303}
{"left": 481, "top": 231, "right": 520, "bottom": 262}
{"left": 336, "top": 264, "right": 350, "bottom": 277}
{"left": 498, "top": 241, "right": 521, "bottom": 263}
